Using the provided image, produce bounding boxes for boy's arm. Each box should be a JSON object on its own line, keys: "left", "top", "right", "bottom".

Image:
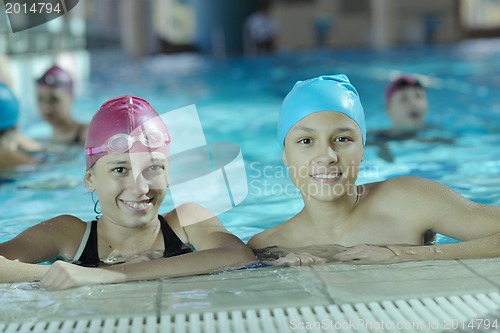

{"left": 333, "top": 177, "right": 500, "bottom": 264}
{"left": 397, "top": 176, "right": 500, "bottom": 242}
{"left": 332, "top": 232, "right": 500, "bottom": 264}
{"left": 253, "top": 244, "right": 347, "bottom": 266}
{"left": 390, "top": 232, "right": 500, "bottom": 261}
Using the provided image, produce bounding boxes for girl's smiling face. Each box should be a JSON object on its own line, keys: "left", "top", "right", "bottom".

{"left": 283, "top": 111, "right": 364, "bottom": 202}
{"left": 85, "top": 151, "right": 169, "bottom": 227}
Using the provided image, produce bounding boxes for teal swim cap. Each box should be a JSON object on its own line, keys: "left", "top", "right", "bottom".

{"left": 278, "top": 74, "right": 366, "bottom": 146}
{"left": 0, "top": 82, "right": 19, "bottom": 131}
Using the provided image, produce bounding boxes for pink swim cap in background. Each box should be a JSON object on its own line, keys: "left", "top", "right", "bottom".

{"left": 385, "top": 75, "right": 423, "bottom": 104}
{"left": 85, "top": 95, "right": 170, "bottom": 170}
{"left": 36, "top": 65, "right": 74, "bottom": 96}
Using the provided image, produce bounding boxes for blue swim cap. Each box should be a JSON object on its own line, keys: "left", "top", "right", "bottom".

{"left": 0, "top": 82, "right": 19, "bottom": 131}
{"left": 278, "top": 74, "right": 366, "bottom": 146}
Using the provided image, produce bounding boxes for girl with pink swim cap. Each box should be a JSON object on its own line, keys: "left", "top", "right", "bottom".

{"left": 0, "top": 95, "right": 255, "bottom": 290}
{"left": 36, "top": 65, "right": 88, "bottom": 145}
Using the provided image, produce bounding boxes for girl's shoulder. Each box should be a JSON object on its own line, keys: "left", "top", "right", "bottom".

{"left": 164, "top": 203, "right": 219, "bottom": 229}
{"left": 45, "top": 215, "right": 90, "bottom": 260}
{"left": 39, "top": 214, "right": 88, "bottom": 235}
{"left": 44, "top": 214, "right": 87, "bottom": 224}
{"left": 162, "top": 204, "right": 226, "bottom": 245}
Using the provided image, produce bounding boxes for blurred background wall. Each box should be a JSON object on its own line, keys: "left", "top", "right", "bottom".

{"left": 1, "top": 0, "right": 500, "bottom": 99}
{"left": 4, "top": 0, "right": 500, "bottom": 58}
{"left": 3, "top": 0, "right": 500, "bottom": 57}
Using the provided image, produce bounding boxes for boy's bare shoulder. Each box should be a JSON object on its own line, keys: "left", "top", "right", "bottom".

{"left": 371, "top": 175, "right": 420, "bottom": 187}
{"left": 367, "top": 176, "right": 436, "bottom": 196}
{"left": 364, "top": 176, "right": 449, "bottom": 214}
{"left": 247, "top": 220, "right": 297, "bottom": 249}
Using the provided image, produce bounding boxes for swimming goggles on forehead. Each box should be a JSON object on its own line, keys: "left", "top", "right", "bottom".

{"left": 394, "top": 79, "right": 422, "bottom": 89}
{"left": 85, "top": 130, "right": 171, "bottom": 156}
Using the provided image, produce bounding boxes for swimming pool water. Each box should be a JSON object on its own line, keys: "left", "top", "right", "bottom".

{"left": 1, "top": 40, "right": 500, "bottom": 245}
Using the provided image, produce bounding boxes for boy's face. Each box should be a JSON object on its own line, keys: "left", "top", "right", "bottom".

{"left": 387, "top": 86, "right": 428, "bottom": 131}
{"left": 282, "top": 111, "right": 364, "bottom": 202}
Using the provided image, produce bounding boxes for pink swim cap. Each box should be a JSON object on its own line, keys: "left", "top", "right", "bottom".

{"left": 385, "top": 75, "right": 423, "bottom": 104}
{"left": 85, "top": 96, "right": 170, "bottom": 170}
{"left": 36, "top": 65, "right": 74, "bottom": 96}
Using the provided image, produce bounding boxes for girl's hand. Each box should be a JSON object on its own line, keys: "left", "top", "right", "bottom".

{"left": 271, "top": 252, "right": 328, "bottom": 266}
{"left": 40, "top": 261, "right": 126, "bottom": 290}
{"left": 332, "top": 244, "right": 400, "bottom": 264}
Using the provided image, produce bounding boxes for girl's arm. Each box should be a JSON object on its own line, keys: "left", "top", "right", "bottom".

{"left": 0, "top": 256, "right": 50, "bottom": 282}
{"left": 40, "top": 205, "right": 256, "bottom": 290}
{"left": 0, "top": 215, "right": 86, "bottom": 282}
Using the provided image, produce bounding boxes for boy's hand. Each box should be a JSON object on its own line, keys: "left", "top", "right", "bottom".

{"left": 332, "top": 244, "right": 399, "bottom": 264}
{"left": 271, "top": 252, "right": 328, "bottom": 266}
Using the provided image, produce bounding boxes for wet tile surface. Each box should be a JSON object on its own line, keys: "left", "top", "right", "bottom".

{"left": 1, "top": 281, "right": 160, "bottom": 322}
{"left": 158, "top": 266, "right": 332, "bottom": 314}
{"left": 313, "top": 260, "right": 499, "bottom": 304}
{"left": 1, "top": 258, "right": 499, "bottom": 323}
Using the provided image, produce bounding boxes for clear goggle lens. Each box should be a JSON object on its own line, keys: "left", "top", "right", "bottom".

{"left": 85, "top": 130, "right": 170, "bottom": 156}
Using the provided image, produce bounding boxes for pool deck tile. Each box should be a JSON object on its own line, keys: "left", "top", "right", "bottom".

{"left": 158, "top": 266, "right": 332, "bottom": 314}
{"left": 1, "top": 258, "right": 499, "bottom": 324}
{"left": 313, "top": 260, "right": 499, "bottom": 304}
{"left": 0, "top": 280, "right": 160, "bottom": 322}
{"left": 458, "top": 258, "right": 500, "bottom": 287}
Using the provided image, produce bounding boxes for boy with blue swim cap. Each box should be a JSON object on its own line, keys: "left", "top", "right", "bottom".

{"left": 248, "top": 74, "right": 500, "bottom": 266}
{"left": 0, "top": 83, "right": 40, "bottom": 169}
{"left": 0, "top": 82, "right": 19, "bottom": 131}
{"left": 277, "top": 74, "right": 366, "bottom": 147}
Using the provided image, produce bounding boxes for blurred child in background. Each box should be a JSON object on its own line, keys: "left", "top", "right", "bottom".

{"left": 0, "top": 83, "right": 42, "bottom": 169}
{"left": 36, "top": 65, "right": 88, "bottom": 144}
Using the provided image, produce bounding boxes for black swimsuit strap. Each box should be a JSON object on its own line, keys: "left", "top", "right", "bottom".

{"left": 76, "top": 216, "right": 192, "bottom": 267}
{"left": 73, "top": 123, "right": 85, "bottom": 144}
{"left": 159, "top": 215, "right": 192, "bottom": 257}
{"left": 77, "top": 220, "right": 100, "bottom": 267}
